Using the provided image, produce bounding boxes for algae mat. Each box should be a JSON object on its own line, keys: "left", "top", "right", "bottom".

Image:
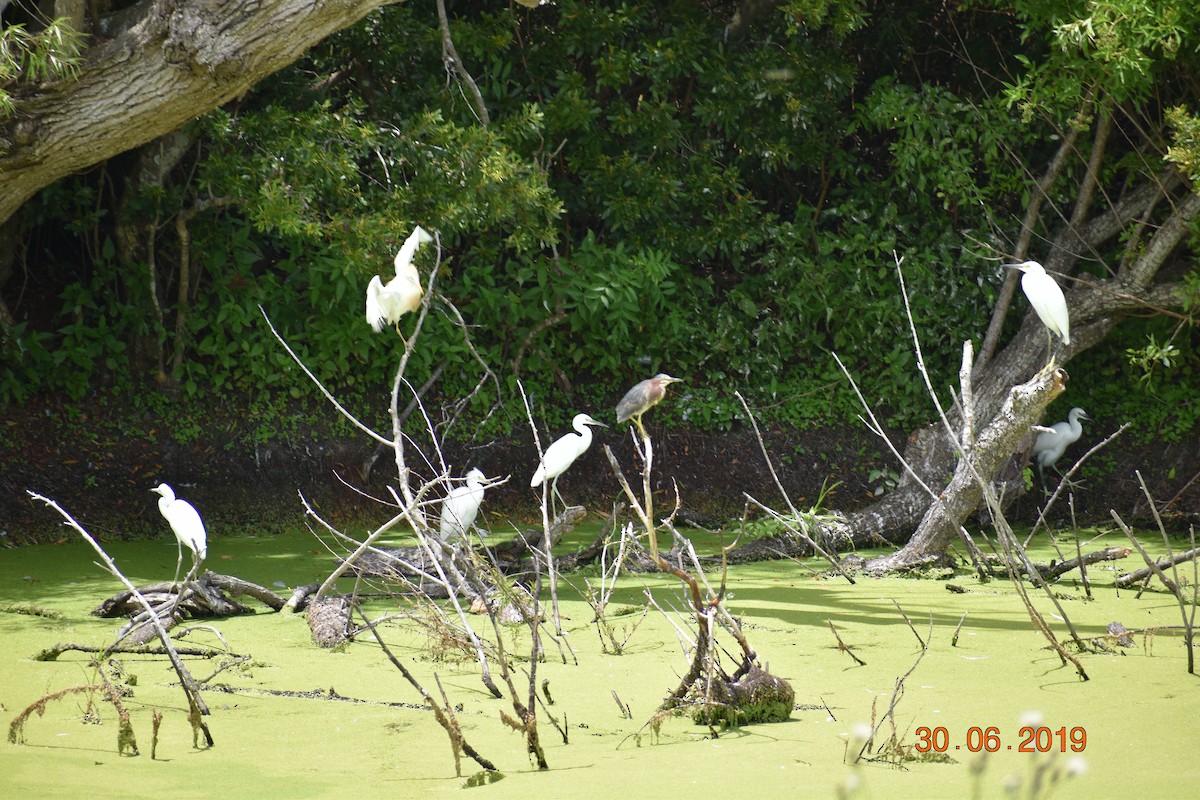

{"left": 0, "top": 528, "right": 1195, "bottom": 799}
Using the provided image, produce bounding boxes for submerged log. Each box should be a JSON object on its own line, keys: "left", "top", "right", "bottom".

{"left": 351, "top": 506, "right": 589, "bottom": 594}
{"left": 93, "top": 571, "right": 287, "bottom": 645}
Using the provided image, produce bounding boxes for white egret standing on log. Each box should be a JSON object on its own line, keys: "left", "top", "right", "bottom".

{"left": 1032, "top": 407, "right": 1090, "bottom": 487}
{"left": 366, "top": 226, "right": 433, "bottom": 334}
{"left": 1007, "top": 260, "right": 1070, "bottom": 368}
{"left": 438, "top": 468, "right": 487, "bottom": 543}
{"left": 616, "top": 373, "right": 683, "bottom": 437}
{"left": 152, "top": 483, "right": 207, "bottom": 585}
{"left": 531, "top": 413, "right": 607, "bottom": 513}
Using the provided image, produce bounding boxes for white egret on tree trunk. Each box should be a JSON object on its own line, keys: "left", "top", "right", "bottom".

{"left": 1007, "top": 260, "right": 1070, "bottom": 368}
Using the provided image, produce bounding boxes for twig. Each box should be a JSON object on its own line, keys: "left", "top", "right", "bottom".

{"left": 1025, "top": 423, "right": 1130, "bottom": 546}
{"left": 827, "top": 620, "right": 866, "bottom": 666}
{"left": 950, "top": 611, "right": 968, "bottom": 647}
{"left": 28, "top": 492, "right": 215, "bottom": 735}
{"left": 892, "top": 600, "right": 925, "bottom": 649}
{"left": 734, "top": 391, "right": 855, "bottom": 584}
{"left": 356, "top": 606, "right": 496, "bottom": 776}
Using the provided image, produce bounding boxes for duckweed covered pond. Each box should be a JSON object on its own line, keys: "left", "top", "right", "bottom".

{"left": 0, "top": 525, "right": 1195, "bottom": 799}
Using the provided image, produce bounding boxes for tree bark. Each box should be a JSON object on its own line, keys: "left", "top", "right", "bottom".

{"left": 840, "top": 178, "right": 1200, "bottom": 551}
{"left": 862, "top": 366, "right": 1065, "bottom": 573}
{"left": 0, "top": 0, "right": 400, "bottom": 229}
{"left": 723, "top": 166, "right": 1200, "bottom": 570}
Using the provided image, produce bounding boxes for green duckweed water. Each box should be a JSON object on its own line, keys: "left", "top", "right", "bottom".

{"left": 0, "top": 525, "right": 1195, "bottom": 799}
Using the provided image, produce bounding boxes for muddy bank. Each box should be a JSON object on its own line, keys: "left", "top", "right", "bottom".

{"left": 3, "top": 393, "right": 1197, "bottom": 544}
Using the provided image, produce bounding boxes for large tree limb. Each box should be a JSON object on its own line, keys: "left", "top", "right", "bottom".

{"left": 0, "top": 0, "right": 400, "bottom": 227}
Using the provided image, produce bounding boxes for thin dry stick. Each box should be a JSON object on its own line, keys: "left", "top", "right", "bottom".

{"left": 1024, "top": 423, "right": 1131, "bottom": 547}
{"left": 1070, "top": 496, "right": 1093, "bottom": 600}
{"left": 28, "top": 492, "right": 215, "bottom": 731}
{"left": 855, "top": 612, "right": 932, "bottom": 764}
{"left": 950, "top": 611, "right": 968, "bottom": 647}
{"left": 892, "top": 600, "right": 926, "bottom": 649}
{"left": 436, "top": 0, "right": 490, "bottom": 126}
{"left": 260, "top": 306, "right": 389, "bottom": 446}
{"left": 519, "top": 380, "right": 565, "bottom": 635}
{"left": 734, "top": 390, "right": 855, "bottom": 583}
{"left": 827, "top": 620, "right": 866, "bottom": 666}
{"left": 611, "top": 690, "right": 631, "bottom": 719}
{"left": 990, "top": 509, "right": 1089, "bottom": 679}
{"left": 356, "top": 607, "right": 495, "bottom": 776}
{"left": 1129, "top": 472, "right": 1196, "bottom": 673}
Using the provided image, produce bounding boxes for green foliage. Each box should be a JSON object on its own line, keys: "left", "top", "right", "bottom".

{"left": 1165, "top": 106, "right": 1200, "bottom": 182}
{"left": 1125, "top": 335, "right": 1181, "bottom": 388}
{"left": 0, "top": 18, "right": 84, "bottom": 117}
{"left": 6, "top": 0, "right": 1198, "bottom": 450}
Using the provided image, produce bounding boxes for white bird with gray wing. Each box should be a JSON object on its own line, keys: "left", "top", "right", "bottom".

{"left": 1032, "top": 407, "right": 1089, "bottom": 486}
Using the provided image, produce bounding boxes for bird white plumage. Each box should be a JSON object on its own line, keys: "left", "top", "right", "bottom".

{"left": 366, "top": 226, "right": 433, "bottom": 333}
{"left": 1008, "top": 260, "right": 1070, "bottom": 346}
{"left": 531, "top": 413, "right": 606, "bottom": 510}
{"left": 438, "top": 468, "right": 487, "bottom": 542}
{"left": 152, "top": 483, "right": 207, "bottom": 584}
{"left": 1032, "top": 407, "right": 1089, "bottom": 483}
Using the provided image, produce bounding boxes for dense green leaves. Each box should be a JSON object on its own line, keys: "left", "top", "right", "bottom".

{"left": 2, "top": 0, "right": 1197, "bottom": 442}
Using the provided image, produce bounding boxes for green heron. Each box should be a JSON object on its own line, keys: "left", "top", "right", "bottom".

{"left": 616, "top": 373, "right": 682, "bottom": 437}
{"left": 366, "top": 226, "right": 433, "bottom": 334}
{"left": 1032, "top": 407, "right": 1089, "bottom": 486}
{"left": 152, "top": 483, "right": 207, "bottom": 585}
{"left": 531, "top": 413, "right": 607, "bottom": 512}
{"left": 1006, "top": 260, "right": 1070, "bottom": 368}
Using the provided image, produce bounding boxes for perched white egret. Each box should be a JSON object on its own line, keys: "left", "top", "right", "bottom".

{"left": 366, "top": 226, "right": 434, "bottom": 334}
{"left": 1007, "top": 260, "right": 1070, "bottom": 366}
{"left": 438, "top": 468, "right": 487, "bottom": 543}
{"left": 616, "top": 373, "right": 683, "bottom": 437}
{"left": 1032, "top": 407, "right": 1090, "bottom": 486}
{"left": 152, "top": 483, "right": 207, "bottom": 585}
{"left": 531, "top": 413, "right": 607, "bottom": 511}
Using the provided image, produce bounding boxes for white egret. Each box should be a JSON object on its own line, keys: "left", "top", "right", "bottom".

{"left": 616, "top": 373, "right": 683, "bottom": 437}
{"left": 1007, "top": 260, "right": 1070, "bottom": 366}
{"left": 438, "top": 468, "right": 487, "bottom": 543}
{"left": 366, "top": 226, "right": 434, "bottom": 334}
{"left": 1032, "top": 407, "right": 1089, "bottom": 486}
{"left": 531, "top": 413, "right": 607, "bottom": 511}
{"left": 152, "top": 483, "right": 207, "bottom": 585}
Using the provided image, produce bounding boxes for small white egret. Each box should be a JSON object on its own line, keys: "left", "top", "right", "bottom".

{"left": 152, "top": 483, "right": 207, "bottom": 585}
{"left": 438, "top": 468, "right": 487, "bottom": 543}
{"left": 1006, "top": 260, "right": 1070, "bottom": 366}
{"left": 365, "top": 226, "right": 434, "bottom": 334}
{"left": 531, "top": 413, "right": 607, "bottom": 511}
{"left": 1032, "top": 407, "right": 1089, "bottom": 486}
{"left": 616, "top": 373, "right": 683, "bottom": 437}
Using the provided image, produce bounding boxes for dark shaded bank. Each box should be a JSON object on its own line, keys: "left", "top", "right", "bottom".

{"left": 3, "top": 392, "right": 1197, "bottom": 544}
